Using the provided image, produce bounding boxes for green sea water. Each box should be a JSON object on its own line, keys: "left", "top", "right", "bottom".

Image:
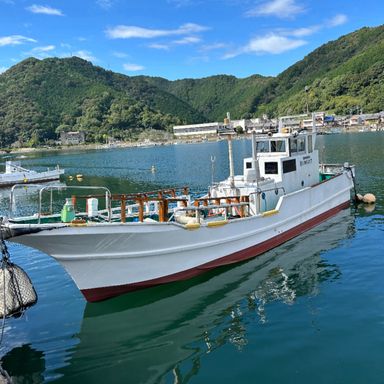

{"left": 0, "top": 132, "right": 383, "bottom": 383}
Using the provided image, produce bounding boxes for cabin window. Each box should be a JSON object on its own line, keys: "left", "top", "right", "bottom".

{"left": 297, "top": 137, "right": 306, "bottom": 152}
{"left": 289, "top": 139, "right": 297, "bottom": 154}
{"left": 265, "top": 162, "right": 278, "bottom": 174}
{"left": 283, "top": 159, "right": 296, "bottom": 173}
{"left": 246, "top": 162, "right": 252, "bottom": 169}
{"left": 308, "top": 135, "right": 313, "bottom": 153}
{"left": 271, "top": 140, "right": 286, "bottom": 152}
{"left": 256, "top": 141, "right": 269, "bottom": 152}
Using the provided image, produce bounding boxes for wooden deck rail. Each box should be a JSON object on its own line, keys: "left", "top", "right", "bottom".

{"left": 68, "top": 187, "right": 190, "bottom": 223}
{"left": 115, "top": 195, "right": 189, "bottom": 223}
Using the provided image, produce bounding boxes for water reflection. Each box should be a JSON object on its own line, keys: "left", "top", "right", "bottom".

{"left": 1, "top": 344, "right": 45, "bottom": 383}
{"left": 54, "top": 210, "right": 354, "bottom": 384}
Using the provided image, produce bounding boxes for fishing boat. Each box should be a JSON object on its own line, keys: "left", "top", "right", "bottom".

{"left": 0, "top": 161, "right": 64, "bottom": 187}
{"left": 0, "top": 117, "right": 356, "bottom": 302}
{"left": 58, "top": 211, "right": 353, "bottom": 383}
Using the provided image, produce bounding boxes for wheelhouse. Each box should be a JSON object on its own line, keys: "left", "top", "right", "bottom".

{"left": 243, "top": 132, "right": 318, "bottom": 193}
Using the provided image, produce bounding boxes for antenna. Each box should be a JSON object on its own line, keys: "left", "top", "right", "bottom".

{"left": 210, "top": 155, "right": 216, "bottom": 185}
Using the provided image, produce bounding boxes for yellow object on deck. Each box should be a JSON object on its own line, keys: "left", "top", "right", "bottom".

{"left": 207, "top": 220, "right": 228, "bottom": 227}
{"left": 262, "top": 209, "right": 279, "bottom": 217}
{"left": 185, "top": 222, "right": 200, "bottom": 230}
{"left": 70, "top": 219, "right": 87, "bottom": 227}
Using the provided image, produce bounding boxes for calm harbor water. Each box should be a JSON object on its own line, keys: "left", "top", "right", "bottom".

{"left": 0, "top": 133, "right": 383, "bottom": 383}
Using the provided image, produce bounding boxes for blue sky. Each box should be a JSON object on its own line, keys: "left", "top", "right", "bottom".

{"left": 0, "top": 0, "right": 383, "bottom": 80}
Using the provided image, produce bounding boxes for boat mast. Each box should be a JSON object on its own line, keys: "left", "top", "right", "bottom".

{"left": 227, "top": 135, "right": 235, "bottom": 188}
{"left": 251, "top": 130, "right": 260, "bottom": 181}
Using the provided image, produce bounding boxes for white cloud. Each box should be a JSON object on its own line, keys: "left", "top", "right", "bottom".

{"left": 106, "top": 23, "right": 208, "bottom": 39}
{"left": 147, "top": 36, "right": 201, "bottom": 51}
{"left": 0, "top": 35, "right": 37, "bottom": 46}
{"left": 97, "top": 0, "right": 114, "bottom": 9}
{"left": 328, "top": 14, "right": 348, "bottom": 27}
{"left": 287, "top": 25, "right": 320, "bottom": 37}
{"left": 246, "top": 34, "right": 306, "bottom": 54}
{"left": 123, "top": 63, "right": 145, "bottom": 71}
{"left": 222, "top": 10, "right": 348, "bottom": 60}
{"left": 281, "top": 13, "right": 347, "bottom": 38}
{"left": 0, "top": 66, "right": 8, "bottom": 74}
{"left": 173, "top": 36, "right": 201, "bottom": 45}
{"left": 26, "top": 4, "right": 64, "bottom": 16}
{"left": 73, "top": 50, "right": 96, "bottom": 62}
{"left": 200, "top": 42, "right": 228, "bottom": 52}
{"left": 26, "top": 45, "right": 56, "bottom": 59}
{"left": 148, "top": 43, "right": 170, "bottom": 50}
{"left": 31, "top": 45, "right": 55, "bottom": 52}
{"left": 112, "top": 51, "right": 129, "bottom": 58}
{"left": 224, "top": 33, "right": 306, "bottom": 58}
{"left": 246, "top": 0, "right": 304, "bottom": 18}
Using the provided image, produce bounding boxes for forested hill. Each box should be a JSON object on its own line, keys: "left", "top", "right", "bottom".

{"left": 1, "top": 24, "right": 384, "bottom": 147}
{"left": 253, "top": 25, "right": 384, "bottom": 116}
{"left": 141, "top": 74, "right": 271, "bottom": 122}
{"left": 0, "top": 57, "right": 205, "bottom": 146}
{"left": 144, "top": 25, "right": 384, "bottom": 119}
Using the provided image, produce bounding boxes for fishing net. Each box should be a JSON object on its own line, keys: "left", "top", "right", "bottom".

{"left": 0, "top": 260, "right": 37, "bottom": 318}
{"left": 0, "top": 244, "right": 37, "bottom": 319}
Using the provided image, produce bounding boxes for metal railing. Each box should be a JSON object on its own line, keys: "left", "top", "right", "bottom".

{"left": 9, "top": 184, "right": 112, "bottom": 223}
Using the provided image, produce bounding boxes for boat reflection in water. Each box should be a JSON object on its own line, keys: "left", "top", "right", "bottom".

{"left": 56, "top": 210, "right": 355, "bottom": 384}
{"left": 1, "top": 344, "right": 45, "bottom": 383}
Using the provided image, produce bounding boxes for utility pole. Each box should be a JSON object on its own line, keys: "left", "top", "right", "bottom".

{"left": 304, "top": 86, "right": 309, "bottom": 115}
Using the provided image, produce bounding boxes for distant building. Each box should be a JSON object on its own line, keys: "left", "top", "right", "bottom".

{"left": 60, "top": 131, "right": 85, "bottom": 145}
{"left": 349, "top": 115, "right": 363, "bottom": 126}
{"left": 173, "top": 122, "right": 225, "bottom": 138}
{"left": 362, "top": 113, "right": 380, "bottom": 128}
{"left": 301, "top": 112, "right": 325, "bottom": 129}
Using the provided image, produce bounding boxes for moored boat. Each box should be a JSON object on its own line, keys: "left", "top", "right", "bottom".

{"left": 0, "top": 117, "right": 356, "bottom": 302}
{"left": 0, "top": 161, "right": 64, "bottom": 187}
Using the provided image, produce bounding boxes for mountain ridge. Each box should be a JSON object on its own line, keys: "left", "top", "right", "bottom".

{"left": 1, "top": 24, "right": 384, "bottom": 147}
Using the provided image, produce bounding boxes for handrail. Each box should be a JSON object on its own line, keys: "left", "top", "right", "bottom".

{"left": 248, "top": 186, "right": 286, "bottom": 197}
{"left": 171, "top": 200, "right": 250, "bottom": 222}
{"left": 37, "top": 185, "right": 112, "bottom": 224}
{"left": 110, "top": 186, "right": 189, "bottom": 201}
{"left": 175, "top": 202, "right": 249, "bottom": 211}
{"left": 9, "top": 183, "right": 49, "bottom": 216}
{"left": 247, "top": 186, "right": 285, "bottom": 215}
{"left": 111, "top": 191, "right": 190, "bottom": 223}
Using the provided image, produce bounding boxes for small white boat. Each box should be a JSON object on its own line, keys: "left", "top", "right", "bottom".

{"left": 0, "top": 161, "right": 64, "bottom": 187}
{"left": 0, "top": 116, "right": 356, "bottom": 302}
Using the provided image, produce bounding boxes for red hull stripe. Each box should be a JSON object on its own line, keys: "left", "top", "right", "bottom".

{"left": 82, "top": 201, "right": 350, "bottom": 302}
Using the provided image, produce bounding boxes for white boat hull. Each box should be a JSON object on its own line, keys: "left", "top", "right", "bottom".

{"left": 0, "top": 169, "right": 64, "bottom": 186}
{"left": 7, "top": 173, "right": 353, "bottom": 302}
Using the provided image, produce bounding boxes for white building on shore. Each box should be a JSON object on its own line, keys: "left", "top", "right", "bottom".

{"left": 173, "top": 122, "right": 225, "bottom": 138}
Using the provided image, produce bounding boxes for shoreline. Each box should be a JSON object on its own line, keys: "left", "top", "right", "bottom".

{"left": 1, "top": 128, "right": 382, "bottom": 157}
{"left": 0, "top": 137, "right": 224, "bottom": 156}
